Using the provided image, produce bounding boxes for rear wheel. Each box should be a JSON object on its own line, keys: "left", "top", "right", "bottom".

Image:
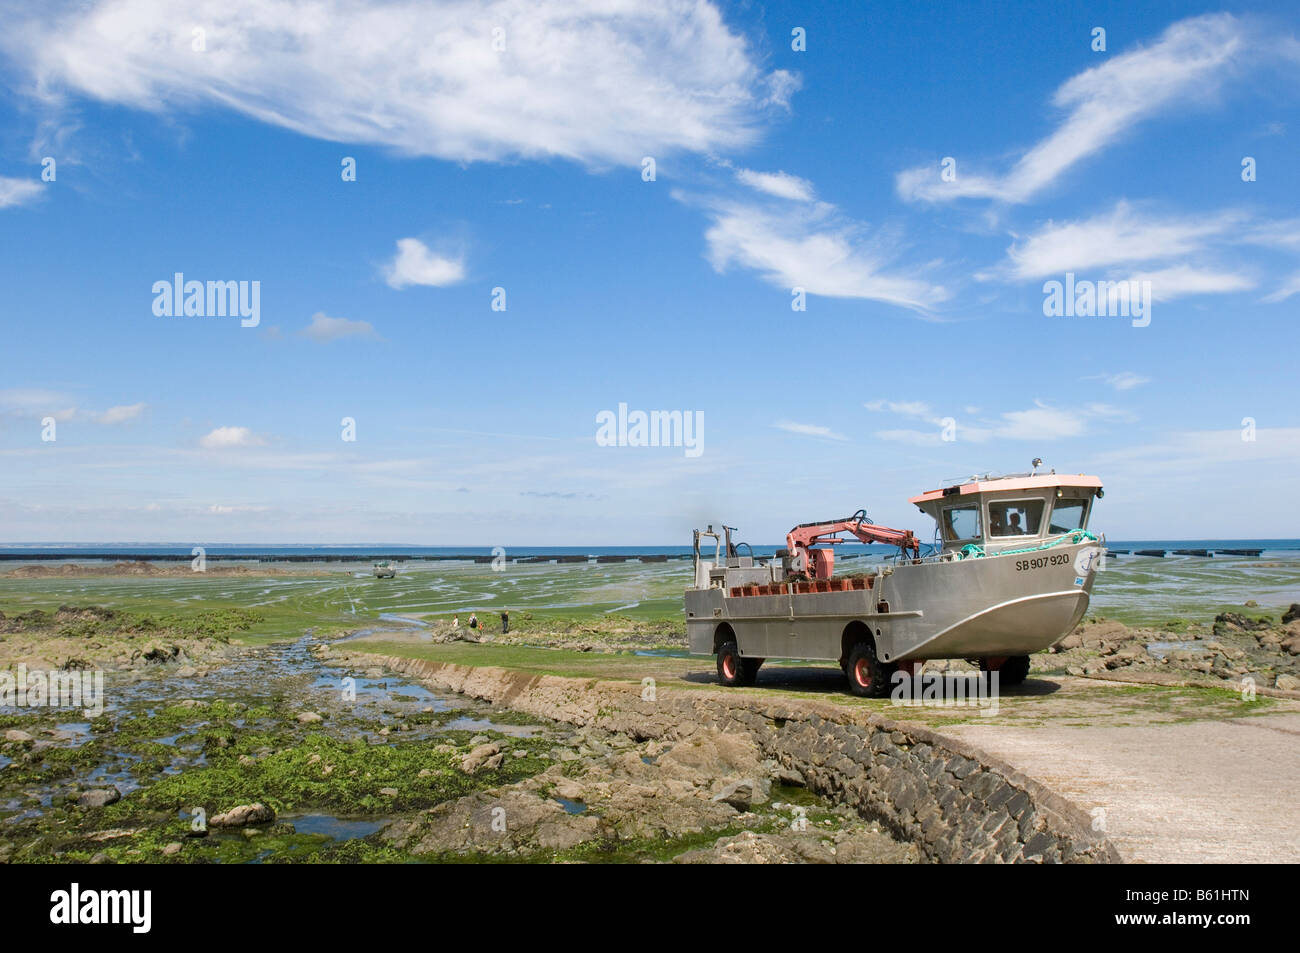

{"left": 846, "top": 641, "right": 895, "bottom": 698}
{"left": 980, "top": 654, "right": 1031, "bottom": 687}
{"left": 717, "top": 641, "right": 758, "bottom": 687}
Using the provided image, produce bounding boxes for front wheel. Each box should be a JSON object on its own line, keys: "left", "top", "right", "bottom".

{"left": 717, "top": 641, "right": 757, "bottom": 687}
{"left": 846, "top": 641, "right": 895, "bottom": 698}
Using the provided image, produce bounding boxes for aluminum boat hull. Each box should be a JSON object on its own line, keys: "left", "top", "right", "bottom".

{"left": 685, "top": 539, "right": 1101, "bottom": 663}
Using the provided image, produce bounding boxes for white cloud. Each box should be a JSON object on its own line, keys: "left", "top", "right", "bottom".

{"left": 0, "top": 388, "right": 77, "bottom": 420}
{"left": 0, "top": 176, "right": 42, "bottom": 209}
{"left": 383, "top": 239, "right": 465, "bottom": 289}
{"left": 872, "top": 400, "right": 1128, "bottom": 445}
{"left": 96, "top": 403, "right": 145, "bottom": 423}
{"left": 1263, "top": 270, "right": 1300, "bottom": 303}
{"left": 1002, "top": 202, "right": 1243, "bottom": 280}
{"left": 897, "top": 13, "right": 1256, "bottom": 203}
{"left": 693, "top": 198, "right": 948, "bottom": 312}
{"left": 1128, "top": 264, "right": 1255, "bottom": 301}
{"left": 735, "top": 168, "right": 814, "bottom": 201}
{"left": 864, "top": 399, "right": 933, "bottom": 418}
{"left": 199, "top": 426, "right": 265, "bottom": 449}
{"left": 301, "top": 311, "right": 378, "bottom": 342}
{"left": 5, "top": 0, "right": 790, "bottom": 167}
{"left": 774, "top": 420, "right": 848, "bottom": 441}
{"left": 1092, "top": 372, "right": 1150, "bottom": 392}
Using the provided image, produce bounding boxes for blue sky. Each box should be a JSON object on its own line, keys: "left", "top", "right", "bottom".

{"left": 0, "top": 0, "right": 1297, "bottom": 545}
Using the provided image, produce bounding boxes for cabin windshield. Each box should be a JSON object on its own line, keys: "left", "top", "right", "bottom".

{"left": 942, "top": 504, "right": 982, "bottom": 541}
{"left": 988, "top": 499, "right": 1044, "bottom": 537}
{"left": 1049, "top": 498, "right": 1090, "bottom": 533}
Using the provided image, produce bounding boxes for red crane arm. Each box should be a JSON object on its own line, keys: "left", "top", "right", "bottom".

{"left": 785, "top": 511, "right": 919, "bottom": 578}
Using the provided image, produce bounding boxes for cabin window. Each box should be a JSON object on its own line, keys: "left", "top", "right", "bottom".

{"left": 988, "top": 499, "right": 1044, "bottom": 537}
{"left": 1049, "top": 499, "right": 1090, "bottom": 533}
{"left": 942, "top": 505, "right": 981, "bottom": 541}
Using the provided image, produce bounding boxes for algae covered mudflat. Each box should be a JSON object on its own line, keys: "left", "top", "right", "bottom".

{"left": 0, "top": 563, "right": 916, "bottom": 864}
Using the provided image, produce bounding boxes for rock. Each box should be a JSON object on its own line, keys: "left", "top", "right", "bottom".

{"left": 1245, "top": 600, "right": 1258, "bottom": 608}
{"left": 210, "top": 803, "right": 275, "bottom": 827}
{"left": 469, "top": 734, "right": 490, "bottom": 745}
{"left": 1213, "top": 612, "right": 1273, "bottom": 633}
{"left": 161, "top": 842, "right": 182, "bottom": 856}
{"left": 460, "top": 742, "right": 502, "bottom": 775}
{"left": 1283, "top": 604, "right": 1300, "bottom": 625}
{"left": 77, "top": 788, "right": 121, "bottom": 808}
{"left": 379, "top": 787, "right": 399, "bottom": 797}
{"left": 3, "top": 729, "right": 33, "bottom": 743}
{"left": 712, "top": 778, "right": 770, "bottom": 809}
{"left": 1281, "top": 636, "right": 1300, "bottom": 656}
{"left": 1275, "top": 674, "right": 1300, "bottom": 692}
{"left": 175, "top": 666, "right": 198, "bottom": 678}
{"left": 89, "top": 852, "right": 113, "bottom": 864}
{"left": 674, "top": 830, "right": 802, "bottom": 864}
{"left": 296, "top": 711, "right": 323, "bottom": 723}
{"left": 142, "top": 644, "right": 181, "bottom": 663}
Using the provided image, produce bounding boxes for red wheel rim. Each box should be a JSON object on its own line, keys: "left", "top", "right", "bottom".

{"left": 854, "top": 658, "right": 871, "bottom": 687}
{"left": 722, "top": 655, "right": 736, "bottom": 679}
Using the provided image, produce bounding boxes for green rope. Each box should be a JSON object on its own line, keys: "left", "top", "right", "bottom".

{"left": 956, "top": 529, "right": 1097, "bottom": 559}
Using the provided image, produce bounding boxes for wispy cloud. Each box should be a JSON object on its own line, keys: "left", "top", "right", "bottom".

{"left": 1087, "top": 372, "right": 1150, "bottom": 392}
{"left": 774, "top": 420, "right": 848, "bottom": 441}
{"left": 1263, "top": 270, "right": 1300, "bottom": 303}
{"left": 300, "top": 311, "right": 379, "bottom": 342}
{"left": 870, "top": 399, "right": 1129, "bottom": 445}
{"left": 734, "top": 168, "right": 814, "bottom": 201}
{"left": 199, "top": 426, "right": 266, "bottom": 449}
{"left": 0, "top": 176, "right": 42, "bottom": 209}
{"left": 687, "top": 195, "right": 948, "bottom": 312}
{"left": 897, "top": 13, "right": 1259, "bottom": 204}
{"left": 4, "top": 0, "right": 792, "bottom": 168}
{"left": 1000, "top": 202, "right": 1244, "bottom": 280}
{"left": 95, "top": 403, "right": 145, "bottom": 424}
{"left": 383, "top": 239, "right": 465, "bottom": 289}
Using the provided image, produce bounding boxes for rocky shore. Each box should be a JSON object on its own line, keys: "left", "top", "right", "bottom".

{"left": 1049, "top": 605, "right": 1300, "bottom": 694}
{"left": 327, "top": 647, "right": 1119, "bottom": 863}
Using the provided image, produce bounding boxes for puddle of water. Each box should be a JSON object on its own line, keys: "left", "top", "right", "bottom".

{"left": 1146, "top": 640, "right": 1208, "bottom": 659}
{"left": 554, "top": 797, "right": 588, "bottom": 815}
{"left": 283, "top": 813, "right": 386, "bottom": 840}
{"left": 309, "top": 674, "right": 449, "bottom": 711}
{"left": 443, "top": 716, "right": 539, "bottom": 738}
{"left": 56, "top": 722, "right": 94, "bottom": 744}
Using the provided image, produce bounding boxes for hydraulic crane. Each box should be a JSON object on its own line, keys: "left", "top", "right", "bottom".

{"left": 784, "top": 509, "right": 920, "bottom": 579}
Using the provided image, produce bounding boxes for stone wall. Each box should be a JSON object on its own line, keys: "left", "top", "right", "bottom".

{"left": 340, "top": 651, "right": 1120, "bottom": 864}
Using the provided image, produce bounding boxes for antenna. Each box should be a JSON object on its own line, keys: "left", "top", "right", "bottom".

{"left": 1031, "top": 457, "right": 1042, "bottom": 474}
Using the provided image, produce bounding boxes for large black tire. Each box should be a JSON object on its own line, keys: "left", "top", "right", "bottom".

{"left": 981, "top": 655, "right": 1031, "bottom": 687}
{"left": 717, "top": 641, "right": 756, "bottom": 687}
{"left": 846, "top": 640, "right": 894, "bottom": 698}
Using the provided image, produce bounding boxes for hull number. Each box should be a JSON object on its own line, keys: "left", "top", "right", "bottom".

{"left": 1015, "top": 553, "right": 1070, "bottom": 572}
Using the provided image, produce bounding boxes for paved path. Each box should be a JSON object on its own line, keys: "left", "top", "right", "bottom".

{"left": 945, "top": 711, "right": 1300, "bottom": 863}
